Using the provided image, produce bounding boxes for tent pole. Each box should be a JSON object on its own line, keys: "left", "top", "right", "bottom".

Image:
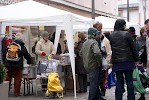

{"left": 64, "top": 15, "right": 77, "bottom": 98}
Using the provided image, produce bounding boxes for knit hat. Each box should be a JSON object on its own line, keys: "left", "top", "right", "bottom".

{"left": 88, "top": 28, "right": 100, "bottom": 36}
{"left": 40, "top": 31, "right": 49, "bottom": 37}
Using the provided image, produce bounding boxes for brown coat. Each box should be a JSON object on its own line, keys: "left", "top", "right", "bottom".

{"left": 75, "top": 39, "right": 87, "bottom": 74}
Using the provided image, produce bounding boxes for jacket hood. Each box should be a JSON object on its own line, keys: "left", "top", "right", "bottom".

{"left": 14, "top": 39, "right": 25, "bottom": 46}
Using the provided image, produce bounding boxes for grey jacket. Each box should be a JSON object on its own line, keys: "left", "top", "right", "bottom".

{"left": 79, "top": 37, "right": 102, "bottom": 73}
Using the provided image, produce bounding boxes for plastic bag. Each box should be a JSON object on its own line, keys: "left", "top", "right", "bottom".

{"left": 133, "top": 68, "right": 146, "bottom": 94}
{"left": 106, "top": 68, "right": 116, "bottom": 89}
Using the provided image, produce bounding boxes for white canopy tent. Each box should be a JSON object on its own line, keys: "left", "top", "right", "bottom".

{"left": 95, "top": 16, "right": 140, "bottom": 35}
{"left": 0, "top": 0, "right": 94, "bottom": 98}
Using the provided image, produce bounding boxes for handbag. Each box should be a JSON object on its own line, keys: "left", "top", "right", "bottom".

{"left": 102, "top": 57, "right": 109, "bottom": 70}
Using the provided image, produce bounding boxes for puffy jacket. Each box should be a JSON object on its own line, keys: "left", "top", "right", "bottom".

{"left": 3, "top": 39, "right": 32, "bottom": 69}
{"left": 79, "top": 37, "right": 102, "bottom": 73}
{"left": 110, "top": 31, "right": 139, "bottom": 63}
{"left": 35, "top": 38, "right": 56, "bottom": 62}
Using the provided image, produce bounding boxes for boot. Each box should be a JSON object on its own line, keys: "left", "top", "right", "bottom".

{"left": 138, "top": 93, "right": 145, "bottom": 100}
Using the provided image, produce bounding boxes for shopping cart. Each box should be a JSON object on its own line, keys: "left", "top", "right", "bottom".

{"left": 37, "top": 59, "right": 63, "bottom": 98}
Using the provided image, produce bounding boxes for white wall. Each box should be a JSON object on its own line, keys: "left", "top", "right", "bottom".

{"left": 118, "top": 0, "right": 140, "bottom": 25}
{"left": 129, "top": 10, "right": 139, "bottom": 24}
{"left": 65, "top": 0, "right": 118, "bottom": 16}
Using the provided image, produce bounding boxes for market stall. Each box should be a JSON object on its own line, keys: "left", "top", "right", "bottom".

{"left": 0, "top": 0, "right": 94, "bottom": 98}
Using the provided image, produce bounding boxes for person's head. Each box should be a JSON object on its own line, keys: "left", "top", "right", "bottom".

{"left": 128, "top": 27, "right": 137, "bottom": 39}
{"left": 144, "top": 19, "right": 149, "bottom": 31}
{"left": 140, "top": 27, "right": 147, "bottom": 37}
{"left": 93, "top": 21, "right": 102, "bottom": 31}
{"left": 40, "top": 31, "right": 49, "bottom": 41}
{"left": 78, "top": 32, "right": 86, "bottom": 42}
{"left": 15, "top": 32, "right": 24, "bottom": 41}
{"left": 88, "top": 27, "right": 101, "bottom": 40}
{"left": 128, "top": 27, "right": 136, "bottom": 35}
{"left": 114, "top": 19, "right": 126, "bottom": 31}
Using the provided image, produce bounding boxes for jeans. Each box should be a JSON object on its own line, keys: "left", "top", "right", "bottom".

{"left": 115, "top": 70, "right": 135, "bottom": 100}
{"left": 78, "top": 74, "right": 87, "bottom": 92}
{"left": 88, "top": 67, "right": 102, "bottom": 100}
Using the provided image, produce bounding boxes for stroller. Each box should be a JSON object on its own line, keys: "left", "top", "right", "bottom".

{"left": 133, "top": 45, "right": 149, "bottom": 98}
{"left": 37, "top": 59, "right": 63, "bottom": 99}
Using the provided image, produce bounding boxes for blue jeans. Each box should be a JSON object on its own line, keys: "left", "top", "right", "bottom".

{"left": 88, "top": 67, "right": 102, "bottom": 100}
{"left": 115, "top": 70, "right": 135, "bottom": 100}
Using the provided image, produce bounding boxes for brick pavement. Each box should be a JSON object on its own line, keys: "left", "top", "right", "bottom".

{"left": 8, "top": 82, "right": 149, "bottom": 100}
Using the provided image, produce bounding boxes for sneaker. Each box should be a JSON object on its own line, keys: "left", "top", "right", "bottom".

{"left": 138, "top": 96, "right": 145, "bottom": 100}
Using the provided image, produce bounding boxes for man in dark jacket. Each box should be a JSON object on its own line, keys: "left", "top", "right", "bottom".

{"left": 3, "top": 33, "right": 31, "bottom": 97}
{"left": 80, "top": 28, "right": 103, "bottom": 100}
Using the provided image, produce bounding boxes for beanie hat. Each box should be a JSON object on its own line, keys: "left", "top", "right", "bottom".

{"left": 40, "top": 31, "right": 49, "bottom": 37}
{"left": 88, "top": 28, "right": 100, "bottom": 36}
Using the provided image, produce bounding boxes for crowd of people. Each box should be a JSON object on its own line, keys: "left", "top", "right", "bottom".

{"left": 76, "top": 19, "right": 149, "bottom": 100}
{"left": 2, "top": 18, "right": 149, "bottom": 100}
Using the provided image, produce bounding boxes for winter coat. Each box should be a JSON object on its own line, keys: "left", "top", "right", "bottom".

{"left": 75, "top": 39, "right": 87, "bottom": 74}
{"left": 3, "top": 39, "right": 32, "bottom": 69}
{"left": 35, "top": 38, "right": 56, "bottom": 62}
{"left": 80, "top": 37, "right": 102, "bottom": 73}
{"left": 110, "top": 31, "right": 139, "bottom": 63}
{"left": 101, "top": 36, "right": 112, "bottom": 67}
